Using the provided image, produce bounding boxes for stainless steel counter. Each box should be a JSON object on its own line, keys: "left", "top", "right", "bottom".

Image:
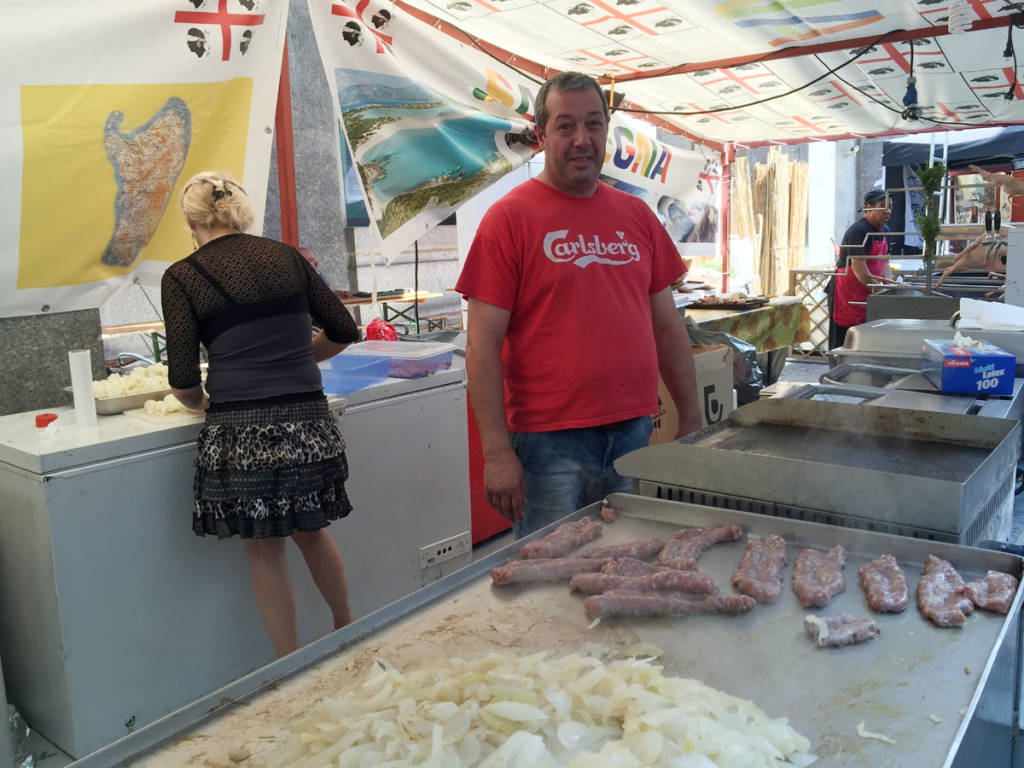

{"left": 617, "top": 398, "right": 1021, "bottom": 545}
{"left": 71, "top": 493, "right": 1023, "bottom": 768}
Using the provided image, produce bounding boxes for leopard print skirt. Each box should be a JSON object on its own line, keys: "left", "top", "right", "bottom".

{"left": 193, "top": 392, "right": 352, "bottom": 539}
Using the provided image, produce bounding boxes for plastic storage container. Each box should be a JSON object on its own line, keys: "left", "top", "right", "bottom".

{"left": 342, "top": 341, "right": 455, "bottom": 378}
{"left": 319, "top": 355, "right": 389, "bottom": 395}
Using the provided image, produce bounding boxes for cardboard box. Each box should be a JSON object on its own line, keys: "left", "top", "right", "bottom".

{"left": 921, "top": 338, "right": 1015, "bottom": 396}
{"left": 650, "top": 344, "right": 734, "bottom": 444}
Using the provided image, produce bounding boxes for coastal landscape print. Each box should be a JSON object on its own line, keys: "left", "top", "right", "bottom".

{"left": 336, "top": 68, "right": 531, "bottom": 237}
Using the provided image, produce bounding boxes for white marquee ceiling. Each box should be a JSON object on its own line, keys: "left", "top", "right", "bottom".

{"left": 395, "top": 0, "right": 1024, "bottom": 147}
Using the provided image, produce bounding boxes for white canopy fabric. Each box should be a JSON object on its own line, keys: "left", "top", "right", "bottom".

{"left": 394, "top": 0, "right": 1024, "bottom": 147}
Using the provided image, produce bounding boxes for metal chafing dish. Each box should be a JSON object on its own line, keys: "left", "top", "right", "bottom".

{"left": 786, "top": 362, "right": 1024, "bottom": 422}
{"left": 65, "top": 493, "right": 1022, "bottom": 768}
{"left": 616, "top": 398, "right": 1021, "bottom": 546}
{"left": 832, "top": 318, "right": 1024, "bottom": 376}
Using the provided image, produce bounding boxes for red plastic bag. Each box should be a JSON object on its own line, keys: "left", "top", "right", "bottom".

{"left": 366, "top": 317, "right": 398, "bottom": 341}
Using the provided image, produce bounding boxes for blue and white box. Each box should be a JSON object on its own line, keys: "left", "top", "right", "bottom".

{"left": 921, "top": 339, "right": 1015, "bottom": 395}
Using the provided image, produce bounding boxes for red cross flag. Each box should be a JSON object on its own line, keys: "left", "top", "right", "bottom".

{"left": 1, "top": 0, "right": 287, "bottom": 318}
{"left": 963, "top": 66, "right": 1024, "bottom": 103}
{"left": 174, "top": 0, "right": 268, "bottom": 61}
{"left": 855, "top": 41, "right": 950, "bottom": 80}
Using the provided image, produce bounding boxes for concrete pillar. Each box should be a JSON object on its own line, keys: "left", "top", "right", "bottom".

{"left": 808, "top": 141, "right": 837, "bottom": 266}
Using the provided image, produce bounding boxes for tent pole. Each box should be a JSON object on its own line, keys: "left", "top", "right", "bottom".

{"left": 274, "top": 40, "right": 299, "bottom": 247}
{"left": 721, "top": 143, "right": 733, "bottom": 294}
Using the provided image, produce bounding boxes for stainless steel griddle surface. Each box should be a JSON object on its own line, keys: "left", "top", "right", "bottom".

{"left": 703, "top": 423, "right": 990, "bottom": 481}
{"left": 102, "top": 493, "right": 1024, "bottom": 768}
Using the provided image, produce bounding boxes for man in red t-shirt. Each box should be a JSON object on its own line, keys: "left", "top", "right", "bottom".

{"left": 456, "top": 72, "right": 700, "bottom": 537}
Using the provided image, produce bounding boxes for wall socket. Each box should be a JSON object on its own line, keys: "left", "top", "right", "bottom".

{"left": 419, "top": 531, "right": 472, "bottom": 569}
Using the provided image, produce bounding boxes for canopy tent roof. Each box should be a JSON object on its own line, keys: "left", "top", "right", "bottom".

{"left": 882, "top": 125, "right": 1024, "bottom": 167}
{"left": 395, "top": 0, "right": 1024, "bottom": 150}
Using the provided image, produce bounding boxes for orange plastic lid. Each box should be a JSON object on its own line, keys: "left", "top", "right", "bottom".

{"left": 35, "top": 413, "right": 58, "bottom": 428}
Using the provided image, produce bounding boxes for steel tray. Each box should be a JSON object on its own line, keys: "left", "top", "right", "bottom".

{"left": 837, "top": 319, "right": 1024, "bottom": 376}
{"left": 688, "top": 296, "right": 769, "bottom": 310}
{"left": 67, "top": 494, "right": 1022, "bottom": 768}
{"left": 63, "top": 386, "right": 172, "bottom": 415}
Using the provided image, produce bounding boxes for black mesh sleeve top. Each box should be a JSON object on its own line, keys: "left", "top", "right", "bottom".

{"left": 160, "top": 234, "right": 360, "bottom": 403}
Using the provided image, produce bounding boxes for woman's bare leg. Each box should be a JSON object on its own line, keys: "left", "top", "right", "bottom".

{"left": 244, "top": 537, "right": 298, "bottom": 657}
{"left": 291, "top": 528, "right": 353, "bottom": 629}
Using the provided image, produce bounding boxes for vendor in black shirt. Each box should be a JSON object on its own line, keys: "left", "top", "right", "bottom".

{"left": 828, "top": 189, "right": 894, "bottom": 350}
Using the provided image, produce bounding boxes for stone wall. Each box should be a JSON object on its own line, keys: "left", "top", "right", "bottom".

{"left": 0, "top": 310, "right": 105, "bottom": 416}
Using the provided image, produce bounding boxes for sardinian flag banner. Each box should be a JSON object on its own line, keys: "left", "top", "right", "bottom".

{"left": 309, "top": 0, "right": 538, "bottom": 261}
{"left": 309, "top": 0, "right": 718, "bottom": 260}
{"left": 0, "top": 1, "right": 288, "bottom": 318}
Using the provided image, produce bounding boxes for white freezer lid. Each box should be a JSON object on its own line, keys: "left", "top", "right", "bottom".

{"left": 0, "top": 408, "right": 207, "bottom": 475}
{"left": 343, "top": 341, "right": 456, "bottom": 360}
{"left": 0, "top": 371, "right": 462, "bottom": 474}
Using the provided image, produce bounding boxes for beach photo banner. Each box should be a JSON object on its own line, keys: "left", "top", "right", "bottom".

{"left": 0, "top": 0, "right": 288, "bottom": 319}
{"left": 309, "top": 0, "right": 541, "bottom": 261}
{"left": 310, "top": 0, "right": 723, "bottom": 259}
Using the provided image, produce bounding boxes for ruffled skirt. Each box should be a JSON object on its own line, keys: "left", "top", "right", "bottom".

{"left": 193, "top": 393, "right": 352, "bottom": 539}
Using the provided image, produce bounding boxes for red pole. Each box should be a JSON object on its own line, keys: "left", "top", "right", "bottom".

{"left": 720, "top": 143, "right": 733, "bottom": 294}
{"left": 274, "top": 40, "right": 299, "bottom": 247}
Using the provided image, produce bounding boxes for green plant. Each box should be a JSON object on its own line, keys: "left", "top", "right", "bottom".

{"left": 914, "top": 161, "right": 947, "bottom": 271}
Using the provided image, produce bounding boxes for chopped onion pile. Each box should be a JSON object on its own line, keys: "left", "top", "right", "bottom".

{"left": 143, "top": 393, "right": 187, "bottom": 416}
{"left": 92, "top": 364, "right": 170, "bottom": 398}
{"left": 267, "top": 650, "right": 813, "bottom": 767}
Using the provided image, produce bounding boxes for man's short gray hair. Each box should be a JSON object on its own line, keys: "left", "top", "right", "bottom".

{"left": 534, "top": 72, "right": 609, "bottom": 132}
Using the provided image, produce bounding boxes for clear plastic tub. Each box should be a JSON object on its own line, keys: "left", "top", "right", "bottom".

{"left": 319, "top": 356, "right": 389, "bottom": 395}
{"left": 342, "top": 341, "right": 455, "bottom": 378}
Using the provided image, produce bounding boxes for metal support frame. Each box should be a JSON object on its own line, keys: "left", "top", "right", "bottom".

{"left": 381, "top": 300, "right": 422, "bottom": 334}
{"left": 150, "top": 332, "right": 166, "bottom": 364}
{"left": 788, "top": 267, "right": 832, "bottom": 357}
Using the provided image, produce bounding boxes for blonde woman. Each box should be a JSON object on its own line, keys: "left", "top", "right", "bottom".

{"left": 161, "top": 171, "right": 360, "bottom": 657}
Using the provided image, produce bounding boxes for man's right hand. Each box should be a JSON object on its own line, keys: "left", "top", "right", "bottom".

{"left": 484, "top": 449, "right": 526, "bottom": 523}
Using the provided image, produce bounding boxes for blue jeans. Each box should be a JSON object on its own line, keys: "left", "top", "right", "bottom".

{"left": 509, "top": 416, "right": 652, "bottom": 539}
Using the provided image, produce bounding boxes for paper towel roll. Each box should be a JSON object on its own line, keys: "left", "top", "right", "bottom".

{"left": 68, "top": 349, "right": 97, "bottom": 427}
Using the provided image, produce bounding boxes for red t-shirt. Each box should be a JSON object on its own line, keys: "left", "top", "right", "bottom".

{"left": 456, "top": 179, "right": 686, "bottom": 432}
{"left": 834, "top": 228, "right": 888, "bottom": 328}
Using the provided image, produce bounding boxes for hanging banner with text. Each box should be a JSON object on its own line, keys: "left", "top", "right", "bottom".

{"left": 601, "top": 113, "right": 722, "bottom": 257}
{"left": 0, "top": 0, "right": 288, "bottom": 318}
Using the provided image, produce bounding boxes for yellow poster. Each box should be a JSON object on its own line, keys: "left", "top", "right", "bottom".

{"left": 19, "top": 78, "right": 252, "bottom": 289}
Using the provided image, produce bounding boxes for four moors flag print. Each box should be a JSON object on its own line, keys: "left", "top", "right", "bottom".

{"left": 1, "top": 1, "right": 288, "bottom": 318}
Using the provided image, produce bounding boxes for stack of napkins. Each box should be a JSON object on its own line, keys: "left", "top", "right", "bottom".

{"left": 958, "top": 298, "right": 1024, "bottom": 331}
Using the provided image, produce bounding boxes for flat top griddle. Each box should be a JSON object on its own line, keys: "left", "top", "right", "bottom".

{"left": 90, "top": 494, "right": 1024, "bottom": 768}
{"left": 618, "top": 399, "right": 1021, "bottom": 539}
{"left": 704, "top": 423, "right": 990, "bottom": 482}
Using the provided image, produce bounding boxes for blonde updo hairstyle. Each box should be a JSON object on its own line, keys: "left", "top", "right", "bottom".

{"left": 180, "top": 171, "right": 254, "bottom": 233}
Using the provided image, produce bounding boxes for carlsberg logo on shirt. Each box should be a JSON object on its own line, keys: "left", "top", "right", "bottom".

{"left": 543, "top": 229, "right": 641, "bottom": 269}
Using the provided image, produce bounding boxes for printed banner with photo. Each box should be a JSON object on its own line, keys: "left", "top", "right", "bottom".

{"left": 309, "top": 0, "right": 722, "bottom": 261}
{"left": 600, "top": 113, "right": 722, "bottom": 260}
{"left": 309, "top": 0, "right": 539, "bottom": 261}
{"left": 0, "top": 0, "right": 288, "bottom": 319}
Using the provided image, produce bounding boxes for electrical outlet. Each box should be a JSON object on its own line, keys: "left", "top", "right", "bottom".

{"left": 419, "top": 531, "right": 472, "bottom": 569}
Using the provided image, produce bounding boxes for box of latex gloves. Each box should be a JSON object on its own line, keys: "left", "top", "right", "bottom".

{"left": 650, "top": 345, "right": 734, "bottom": 444}
{"left": 922, "top": 338, "right": 1015, "bottom": 395}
